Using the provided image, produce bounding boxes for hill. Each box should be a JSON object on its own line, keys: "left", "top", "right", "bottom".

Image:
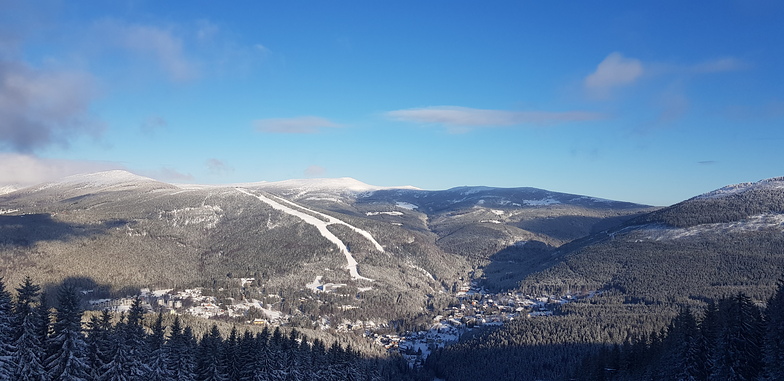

{"left": 0, "top": 170, "right": 651, "bottom": 322}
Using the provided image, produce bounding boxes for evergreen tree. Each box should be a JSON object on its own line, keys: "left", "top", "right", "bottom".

{"left": 98, "top": 318, "right": 132, "bottom": 381}
{"left": 236, "top": 331, "right": 257, "bottom": 381}
{"left": 166, "top": 318, "right": 196, "bottom": 381}
{"left": 710, "top": 293, "right": 764, "bottom": 381}
{"left": 147, "top": 312, "right": 171, "bottom": 381}
{"left": 12, "top": 301, "right": 47, "bottom": 381}
{"left": 693, "top": 301, "right": 720, "bottom": 381}
{"left": 14, "top": 276, "right": 41, "bottom": 332}
{"left": 0, "top": 278, "right": 16, "bottom": 379}
{"left": 86, "top": 311, "right": 113, "bottom": 381}
{"left": 761, "top": 279, "right": 784, "bottom": 380}
{"left": 195, "top": 324, "right": 227, "bottom": 381}
{"left": 222, "top": 327, "right": 241, "bottom": 381}
{"left": 124, "top": 298, "right": 150, "bottom": 380}
{"left": 46, "top": 285, "right": 91, "bottom": 381}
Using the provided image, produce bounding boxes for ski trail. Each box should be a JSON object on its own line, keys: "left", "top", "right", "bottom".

{"left": 272, "top": 194, "right": 385, "bottom": 252}
{"left": 236, "top": 188, "right": 375, "bottom": 281}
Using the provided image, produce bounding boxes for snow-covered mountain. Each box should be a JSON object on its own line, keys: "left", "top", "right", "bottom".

{"left": 0, "top": 170, "right": 655, "bottom": 312}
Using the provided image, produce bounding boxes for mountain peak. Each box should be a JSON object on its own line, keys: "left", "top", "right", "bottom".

{"left": 693, "top": 176, "right": 784, "bottom": 200}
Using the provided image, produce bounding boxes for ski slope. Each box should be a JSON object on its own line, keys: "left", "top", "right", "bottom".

{"left": 236, "top": 188, "right": 378, "bottom": 281}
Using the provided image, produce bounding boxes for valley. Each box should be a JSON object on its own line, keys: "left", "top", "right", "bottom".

{"left": 1, "top": 171, "right": 784, "bottom": 380}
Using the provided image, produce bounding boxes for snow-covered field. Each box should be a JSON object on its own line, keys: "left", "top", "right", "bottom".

{"left": 236, "top": 188, "right": 379, "bottom": 281}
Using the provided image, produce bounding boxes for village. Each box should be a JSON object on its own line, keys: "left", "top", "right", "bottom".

{"left": 85, "top": 279, "right": 587, "bottom": 367}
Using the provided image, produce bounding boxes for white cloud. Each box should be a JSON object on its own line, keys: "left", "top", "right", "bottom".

{"left": 206, "top": 158, "right": 233, "bottom": 175}
{"left": 304, "top": 165, "right": 327, "bottom": 177}
{"left": 0, "top": 153, "right": 123, "bottom": 187}
{"left": 689, "top": 57, "right": 747, "bottom": 74}
{"left": 143, "top": 167, "right": 194, "bottom": 183}
{"left": 254, "top": 116, "right": 341, "bottom": 134}
{"left": 96, "top": 20, "right": 199, "bottom": 82}
{"left": 385, "top": 106, "right": 603, "bottom": 132}
{"left": 140, "top": 115, "right": 167, "bottom": 136}
{"left": 0, "top": 60, "right": 103, "bottom": 151}
{"left": 584, "top": 52, "right": 644, "bottom": 97}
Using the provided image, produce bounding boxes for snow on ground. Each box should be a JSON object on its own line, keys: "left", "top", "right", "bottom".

{"left": 522, "top": 198, "right": 561, "bottom": 206}
{"left": 640, "top": 214, "right": 784, "bottom": 241}
{"left": 408, "top": 264, "right": 436, "bottom": 282}
{"left": 236, "top": 188, "right": 377, "bottom": 281}
{"left": 36, "top": 170, "right": 161, "bottom": 191}
{"left": 396, "top": 201, "right": 418, "bottom": 210}
{"left": 306, "top": 276, "right": 324, "bottom": 292}
{"left": 0, "top": 208, "right": 19, "bottom": 214}
{"left": 694, "top": 177, "right": 784, "bottom": 200}
{"left": 366, "top": 211, "right": 404, "bottom": 216}
{"left": 159, "top": 205, "right": 223, "bottom": 228}
{"left": 0, "top": 186, "right": 19, "bottom": 195}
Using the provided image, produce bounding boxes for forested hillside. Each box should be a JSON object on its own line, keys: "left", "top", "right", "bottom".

{"left": 0, "top": 277, "right": 414, "bottom": 381}
{"left": 424, "top": 177, "right": 784, "bottom": 380}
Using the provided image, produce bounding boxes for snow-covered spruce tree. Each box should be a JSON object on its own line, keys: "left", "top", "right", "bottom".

{"left": 12, "top": 277, "right": 47, "bottom": 381}
{"left": 14, "top": 276, "right": 41, "bottom": 331}
{"left": 147, "top": 312, "right": 171, "bottom": 381}
{"left": 46, "top": 285, "right": 91, "bottom": 381}
{"left": 0, "top": 278, "right": 17, "bottom": 379}
{"left": 166, "top": 317, "right": 196, "bottom": 381}
{"left": 86, "top": 311, "right": 113, "bottom": 381}
{"left": 761, "top": 279, "right": 784, "bottom": 380}
{"left": 97, "top": 320, "right": 132, "bottom": 381}
{"left": 221, "top": 327, "right": 241, "bottom": 381}
{"left": 12, "top": 289, "right": 47, "bottom": 380}
{"left": 195, "top": 324, "right": 228, "bottom": 381}
{"left": 710, "top": 293, "right": 764, "bottom": 381}
{"left": 124, "top": 297, "right": 151, "bottom": 380}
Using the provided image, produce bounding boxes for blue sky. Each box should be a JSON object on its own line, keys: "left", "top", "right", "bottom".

{"left": 1, "top": 0, "right": 782, "bottom": 205}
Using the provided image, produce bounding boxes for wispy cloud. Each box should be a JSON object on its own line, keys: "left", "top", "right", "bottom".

{"left": 95, "top": 20, "right": 199, "bottom": 82}
{"left": 304, "top": 165, "right": 326, "bottom": 177}
{"left": 144, "top": 167, "right": 194, "bottom": 183}
{"left": 206, "top": 158, "right": 233, "bottom": 175}
{"left": 689, "top": 57, "right": 747, "bottom": 74}
{"left": 0, "top": 153, "right": 122, "bottom": 186}
{"left": 140, "top": 115, "right": 167, "bottom": 136}
{"left": 254, "top": 116, "right": 342, "bottom": 134}
{"left": 0, "top": 60, "right": 103, "bottom": 152}
{"left": 584, "top": 52, "right": 644, "bottom": 98}
{"left": 386, "top": 106, "right": 604, "bottom": 132}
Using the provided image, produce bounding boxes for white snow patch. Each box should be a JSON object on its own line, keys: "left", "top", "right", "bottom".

{"left": 491, "top": 209, "right": 504, "bottom": 215}
{"left": 640, "top": 214, "right": 784, "bottom": 241}
{"left": 408, "top": 264, "right": 436, "bottom": 282}
{"left": 480, "top": 220, "right": 502, "bottom": 224}
{"left": 159, "top": 205, "right": 223, "bottom": 229}
{"left": 396, "top": 202, "right": 418, "bottom": 210}
{"left": 0, "top": 185, "right": 20, "bottom": 195}
{"left": 0, "top": 208, "right": 19, "bottom": 215}
{"left": 36, "top": 170, "right": 164, "bottom": 192}
{"left": 366, "top": 211, "right": 404, "bottom": 216}
{"left": 236, "top": 188, "right": 378, "bottom": 281}
{"left": 522, "top": 198, "right": 561, "bottom": 206}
